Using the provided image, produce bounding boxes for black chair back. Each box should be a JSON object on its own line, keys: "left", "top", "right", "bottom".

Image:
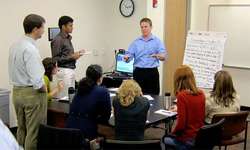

{"left": 193, "top": 119, "right": 225, "bottom": 150}
{"left": 37, "top": 124, "right": 85, "bottom": 150}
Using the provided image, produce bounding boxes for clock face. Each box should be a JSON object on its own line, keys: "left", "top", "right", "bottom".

{"left": 119, "top": 0, "right": 134, "bottom": 17}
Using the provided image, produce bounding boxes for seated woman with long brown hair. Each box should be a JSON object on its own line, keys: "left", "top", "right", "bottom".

{"left": 42, "top": 57, "right": 64, "bottom": 101}
{"left": 162, "top": 65, "right": 205, "bottom": 150}
{"left": 205, "top": 70, "right": 240, "bottom": 124}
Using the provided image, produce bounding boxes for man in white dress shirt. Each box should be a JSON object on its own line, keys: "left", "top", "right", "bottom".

{"left": 8, "top": 14, "right": 47, "bottom": 150}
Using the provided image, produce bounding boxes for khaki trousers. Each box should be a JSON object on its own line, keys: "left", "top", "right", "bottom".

{"left": 13, "top": 86, "right": 47, "bottom": 150}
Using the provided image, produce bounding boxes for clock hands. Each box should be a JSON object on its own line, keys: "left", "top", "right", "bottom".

{"left": 125, "top": 4, "right": 133, "bottom": 9}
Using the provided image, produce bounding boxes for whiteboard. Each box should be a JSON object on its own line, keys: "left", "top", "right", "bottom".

{"left": 183, "top": 31, "right": 227, "bottom": 89}
{"left": 208, "top": 5, "right": 250, "bottom": 68}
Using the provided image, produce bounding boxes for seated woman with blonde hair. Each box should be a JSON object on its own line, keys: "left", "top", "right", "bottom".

{"left": 113, "top": 79, "right": 150, "bottom": 141}
{"left": 205, "top": 70, "right": 240, "bottom": 124}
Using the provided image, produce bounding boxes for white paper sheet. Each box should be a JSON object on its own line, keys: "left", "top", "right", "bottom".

{"left": 60, "top": 96, "right": 69, "bottom": 101}
{"left": 183, "top": 31, "right": 227, "bottom": 88}
{"left": 110, "top": 93, "right": 116, "bottom": 97}
{"left": 143, "top": 95, "right": 154, "bottom": 101}
{"left": 154, "top": 109, "right": 177, "bottom": 117}
{"left": 108, "top": 88, "right": 119, "bottom": 92}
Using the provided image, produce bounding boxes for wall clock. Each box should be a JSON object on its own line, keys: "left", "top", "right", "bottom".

{"left": 119, "top": 0, "right": 135, "bottom": 17}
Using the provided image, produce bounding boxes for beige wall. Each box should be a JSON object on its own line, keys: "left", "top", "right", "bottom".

{"left": 0, "top": 0, "right": 110, "bottom": 90}
{"left": 3, "top": 0, "right": 162, "bottom": 127}
{"left": 190, "top": 0, "right": 250, "bottom": 106}
{"left": 2, "top": 0, "right": 113, "bottom": 127}
{"left": 99, "top": 0, "right": 147, "bottom": 73}
{"left": 104, "top": 0, "right": 165, "bottom": 94}
{"left": 0, "top": 0, "right": 165, "bottom": 91}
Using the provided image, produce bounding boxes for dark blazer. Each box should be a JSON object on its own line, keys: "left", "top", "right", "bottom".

{"left": 113, "top": 96, "right": 150, "bottom": 141}
{"left": 66, "top": 85, "right": 111, "bottom": 140}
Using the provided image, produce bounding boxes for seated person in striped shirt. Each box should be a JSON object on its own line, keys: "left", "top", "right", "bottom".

{"left": 42, "top": 57, "right": 64, "bottom": 101}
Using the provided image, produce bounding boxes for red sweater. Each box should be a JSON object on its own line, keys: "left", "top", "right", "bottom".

{"left": 173, "top": 90, "right": 205, "bottom": 142}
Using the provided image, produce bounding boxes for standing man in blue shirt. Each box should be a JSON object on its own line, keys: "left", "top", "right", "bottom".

{"left": 124, "top": 18, "right": 166, "bottom": 95}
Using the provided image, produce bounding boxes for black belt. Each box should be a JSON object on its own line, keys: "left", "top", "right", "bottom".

{"left": 135, "top": 67, "right": 158, "bottom": 71}
{"left": 14, "top": 85, "right": 33, "bottom": 88}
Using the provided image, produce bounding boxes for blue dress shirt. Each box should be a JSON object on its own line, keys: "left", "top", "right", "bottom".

{"left": 126, "top": 34, "right": 167, "bottom": 68}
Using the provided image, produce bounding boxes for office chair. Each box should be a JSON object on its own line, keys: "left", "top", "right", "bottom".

{"left": 37, "top": 124, "right": 88, "bottom": 150}
{"left": 212, "top": 111, "right": 249, "bottom": 150}
{"left": 163, "top": 119, "right": 225, "bottom": 150}
{"left": 193, "top": 118, "right": 225, "bottom": 150}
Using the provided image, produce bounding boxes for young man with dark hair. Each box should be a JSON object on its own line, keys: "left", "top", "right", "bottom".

{"left": 124, "top": 17, "right": 167, "bottom": 95}
{"left": 9, "top": 14, "right": 47, "bottom": 150}
{"left": 58, "top": 16, "right": 74, "bottom": 29}
{"left": 51, "top": 16, "right": 85, "bottom": 98}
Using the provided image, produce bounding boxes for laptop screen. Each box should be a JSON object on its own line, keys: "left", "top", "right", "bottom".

{"left": 115, "top": 53, "right": 134, "bottom": 74}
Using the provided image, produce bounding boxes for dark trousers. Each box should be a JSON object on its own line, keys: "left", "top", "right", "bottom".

{"left": 133, "top": 67, "right": 160, "bottom": 95}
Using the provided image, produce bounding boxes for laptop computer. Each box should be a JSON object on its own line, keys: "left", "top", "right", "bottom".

{"left": 115, "top": 53, "right": 134, "bottom": 76}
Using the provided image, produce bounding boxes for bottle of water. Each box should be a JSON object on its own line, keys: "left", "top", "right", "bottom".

{"left": 68, "top": 87, "right": 75, "bottom": 103}
{"left": 164, "top": 92, "right": 171, "bottom": 110}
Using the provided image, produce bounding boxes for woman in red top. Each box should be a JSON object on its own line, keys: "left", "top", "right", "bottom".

{"left": 162, "top": 65, "right": 205, "bottom": 150}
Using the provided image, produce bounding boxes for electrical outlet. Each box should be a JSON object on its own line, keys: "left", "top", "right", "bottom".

{"left": 93, "top": 49, "right": 98, "bottom": 56}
